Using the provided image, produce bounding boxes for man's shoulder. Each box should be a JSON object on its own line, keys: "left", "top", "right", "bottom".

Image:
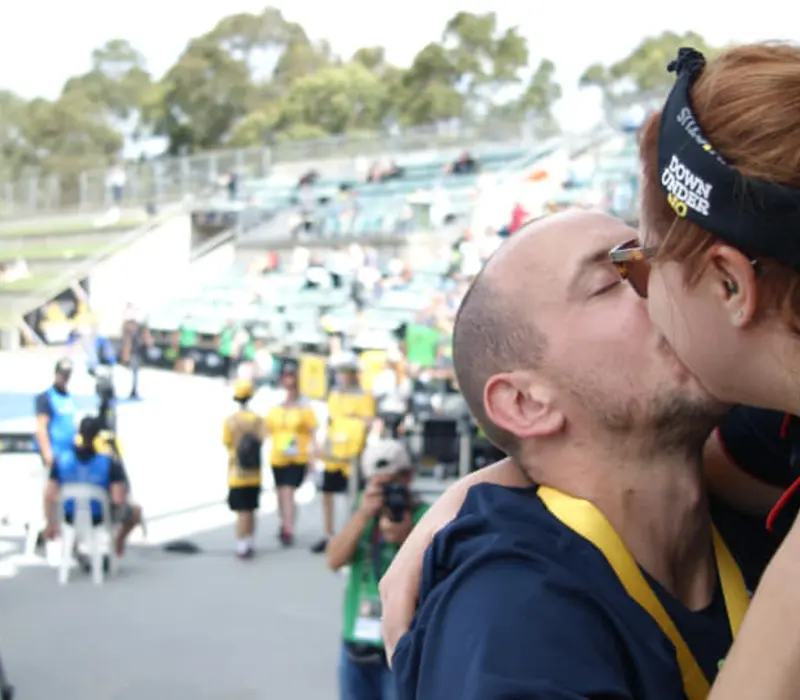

{"left": 397, "top": 484, "right": 678, "bottom": 700}
{"left": 416, "top": 484, "right": 625, "bottom": 630}
{"left": 397, "top": 512, "right": 637, "bottom": 699}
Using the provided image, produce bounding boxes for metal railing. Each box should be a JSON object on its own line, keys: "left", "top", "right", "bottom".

{"left": 0, "top": 119, "right": 537, "bottom": 219}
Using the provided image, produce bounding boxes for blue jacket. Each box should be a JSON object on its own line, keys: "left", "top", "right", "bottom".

{"left": 42, "top": 386, "right": 76, "bottom": 459}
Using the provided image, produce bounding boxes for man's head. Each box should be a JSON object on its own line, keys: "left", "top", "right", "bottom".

{"left": 331, "top": 351, "right": 360, "bottom": 388}
{"left": 280, "top": 360, "right": 299, "bottom": 392}
{"left": 54, "top": 358, "right": 72, "bottom": 389}
{"left": 76, "top": 415, "right": 102, "bottom": 452}
{"left": 452, "top": 210, "right": 724, "bottom": 467}
{"left": 362, "top": 439, "right": 414, "bottom": 485}
{"left": 233, "top": 379, "right": 254, "bottom": 404}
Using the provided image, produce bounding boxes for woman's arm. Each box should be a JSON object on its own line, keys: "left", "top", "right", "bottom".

{"left": 709, "top": 522, "right": 800, "bottom": 699}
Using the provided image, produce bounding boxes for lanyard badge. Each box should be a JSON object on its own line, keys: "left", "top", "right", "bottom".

{"left": 352, "top": 530, "right": 385, "bottom": 643}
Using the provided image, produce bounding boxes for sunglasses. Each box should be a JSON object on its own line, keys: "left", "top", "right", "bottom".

{"left": 609, "top": 239, "right": 763, "bottom": 300}
{"left": 609, "top": 239, "right": 659, "bottom": 298}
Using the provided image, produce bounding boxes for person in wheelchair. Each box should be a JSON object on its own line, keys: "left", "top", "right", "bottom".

{"left": 43, "top": 417, "right": 127, "bottom": 551}
{"left": 44, "top": 416, "right": 141, "bottom": 558}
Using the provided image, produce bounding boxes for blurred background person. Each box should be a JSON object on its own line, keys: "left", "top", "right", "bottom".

{"left": 43, "top": 416, "right": 129, "bottom": 568}
{"left": 372, "top": 347, "right": 411, "bottom": 439}
{"left": 35, "top": 358, "right": 76, "bottom": 469}
{"left": 326, "top": 440, "right": 428, "bottom": 700}
{"left": 222, "top": 380, "right": 265, "bottom": 559}
{"left": 265, "top": 361, "right": 319, "bottom": 546}
{"left": 312, "top": 353, "right": 375, "bottom": 554}
{"left": 120, "top": 306, "right": 151, "bottom": 400}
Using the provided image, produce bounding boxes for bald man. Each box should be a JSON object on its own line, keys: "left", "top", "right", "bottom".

{"left": 391, "top": 211, "right": 761, "bottom": 700}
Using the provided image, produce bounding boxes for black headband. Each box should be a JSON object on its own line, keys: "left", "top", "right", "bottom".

{"left": 658, "top": 47, "right": 800, "bottom": 271}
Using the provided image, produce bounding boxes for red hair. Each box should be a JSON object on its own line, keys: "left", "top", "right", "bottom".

{"left": 639, "top": 42, "right": 800, "bottom": 330}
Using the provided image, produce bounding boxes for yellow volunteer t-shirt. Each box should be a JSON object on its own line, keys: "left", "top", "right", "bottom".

{"left": 328, "top": 389, "right": 375, "bottom": 423}
{"left": 266, "top": 401, "right": 318, "bottom": 467}
{"left": 223, "top": 409, "right": 266, "bottom": 488}
{"left": 324, "top": 390, "right": 375, "bottom": 474}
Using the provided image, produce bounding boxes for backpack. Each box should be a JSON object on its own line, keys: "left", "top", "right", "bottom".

{"left": 236, "top": 431, "right": 262, "bottom": 469}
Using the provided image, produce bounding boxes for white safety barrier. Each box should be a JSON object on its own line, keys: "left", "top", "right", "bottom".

{"left": 58, "top": 483, "right": 116, "bottom": 585}
{"left": 0, "top": 433, "right": 46, "bottom": 557}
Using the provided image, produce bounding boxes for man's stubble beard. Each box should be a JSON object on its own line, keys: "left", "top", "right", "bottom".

{"left": 574, "top": 381, "right": 727, "bottom": 460}
{"left": 643, "top": 391, "right": 727, "bottom": 459}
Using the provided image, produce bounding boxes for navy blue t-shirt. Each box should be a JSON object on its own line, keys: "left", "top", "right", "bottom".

{"left": 716, "top": 405, "right": 797, "bottom": 487}
{"left": 394, "top": 484, "right": 747, "bottom": 700}
{"left": 711, "top": 406, "right": 799, "bottom": 577}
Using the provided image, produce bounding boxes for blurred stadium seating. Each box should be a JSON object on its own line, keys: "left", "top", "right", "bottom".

{"left": 0, "top": 125, "right": 642, "bottom": 352}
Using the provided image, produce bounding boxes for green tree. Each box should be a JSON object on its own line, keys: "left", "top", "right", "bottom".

{"left": 209, "top": 8, "right": 300, "bottom": 69}
{"left": 19, "top": 92, "right": 123, "bottom": 204}
{"left": 580, "top": 31, "right": 717, "bottom": 106}
{"left": 1, "top": 7, "right": 568, "bottom": 181}
{"left": 518, "top": 59, "right": 562, "bottom": 123}
{"left": 442, "top": 11, "right": 529, "bottom": 110}
{"left": 62, "top": 39, "right": 152, "bottom": 119}
{"left": 272, "top": 37, "right": 334, "bottom": 86}
{"left": 394, "top": 42, "right": 463, "bottom": 125}
{"left": 490, "top": 58, "right": 562, "bottom": 133}
{"left": 0, "top": 90, "right": 36, "bottom": 179}
{"left": 278, "top": 62, "right": 388, "bottom": 135}
{"left": 228, "top": 103, "right": 284, "bottom": 148}
{"left": 352, "top": 46, "right": 386, "bottom": 74}
{"left": 157, "top": 35, "right": 252, "bottom": 153}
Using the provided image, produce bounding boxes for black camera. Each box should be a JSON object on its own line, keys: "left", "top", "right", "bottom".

{"left": 94, "top": 366, "right": 115, "bottom": 401}
{"left": 382, "top": 482, "right": 411, "bottom": 523}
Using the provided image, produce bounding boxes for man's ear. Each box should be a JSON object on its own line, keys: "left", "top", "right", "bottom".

{"left": 484, "top": 372, "right": 564, "bottom": 441}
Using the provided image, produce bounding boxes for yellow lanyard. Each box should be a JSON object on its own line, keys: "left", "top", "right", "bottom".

{"left": 538, "top": 486, "right": 749, "bottom": 700}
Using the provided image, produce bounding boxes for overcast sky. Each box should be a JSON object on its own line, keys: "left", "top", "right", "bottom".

{"left": 2, "top": 1, "right": 798, "bottom": 131}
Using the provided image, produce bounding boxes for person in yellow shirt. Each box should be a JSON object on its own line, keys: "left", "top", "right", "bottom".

{"left": 311, "top": 352, "right": 376, "bottom": 554}
{"left": 265, "top": 361, "right": 318, "bottom": 547}
{"left": 222, "top": 379, "right": 266, "bottom": 559}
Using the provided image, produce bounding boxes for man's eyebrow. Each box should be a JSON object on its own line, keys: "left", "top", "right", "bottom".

{"left": 567, "top": 246, "right": 615, "bottom": 291}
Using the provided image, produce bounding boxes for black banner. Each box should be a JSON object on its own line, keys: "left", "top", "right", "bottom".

{"left": 0, "top": 433, "right": 37, "bottom": 454}
{"left": 142, "top": 344, "right": 228, "bottom": 378}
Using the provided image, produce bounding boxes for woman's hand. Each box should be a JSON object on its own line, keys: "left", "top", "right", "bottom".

{"left": 380, "top": 457, "right": 528, "bottom": 662}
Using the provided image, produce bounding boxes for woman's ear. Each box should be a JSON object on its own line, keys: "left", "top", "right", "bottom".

{"left": 708, "top": 245, "right": 758, "bottom": 326}
{"left": 484, "top": 372, "right": 564, "bottom": 441}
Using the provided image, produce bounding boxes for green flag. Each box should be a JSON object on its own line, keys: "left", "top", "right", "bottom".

{"left": 406, "top": 324, "right": 441, "bottom": 368}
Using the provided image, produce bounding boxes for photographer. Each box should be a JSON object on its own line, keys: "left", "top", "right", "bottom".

{"left": 326, "top": 440, "right": 428, "bottom": 700}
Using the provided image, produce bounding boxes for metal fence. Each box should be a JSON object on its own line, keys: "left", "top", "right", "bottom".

{"left": 0, "top": 119, "right": 536, "bottom": 219}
